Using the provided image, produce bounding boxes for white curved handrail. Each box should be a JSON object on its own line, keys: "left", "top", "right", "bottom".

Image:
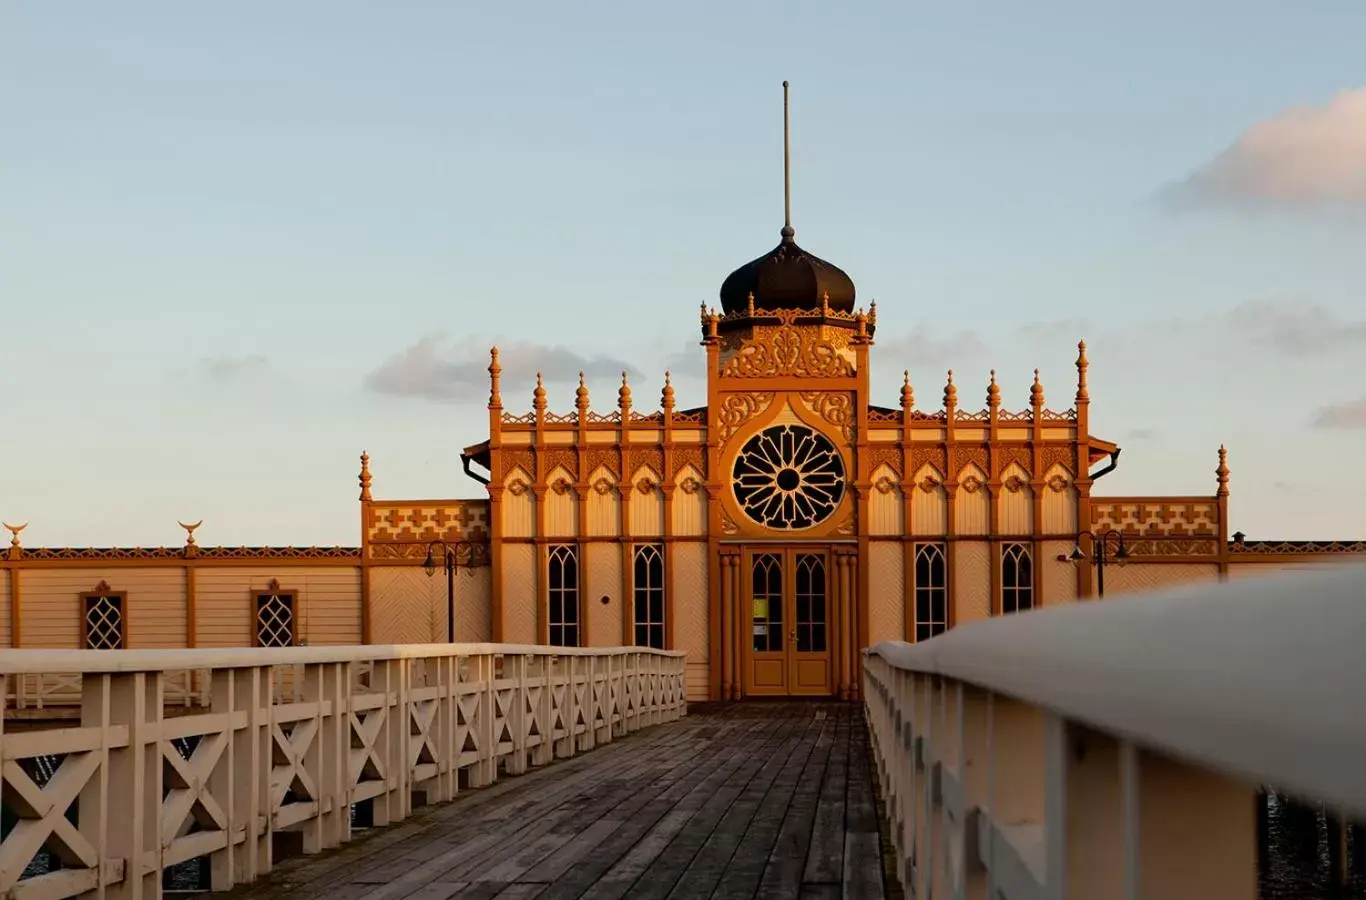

{"left": 866, "top": 560, "right": 1366, "bottom": 819}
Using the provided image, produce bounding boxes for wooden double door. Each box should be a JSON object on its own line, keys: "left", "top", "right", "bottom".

{"left": 745, "top": 548, "right": 834, "bottom": 696}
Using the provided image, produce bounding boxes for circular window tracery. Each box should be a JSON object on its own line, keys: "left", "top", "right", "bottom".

{"left": 731, "top": 424, "right": 846, "bottom": 529}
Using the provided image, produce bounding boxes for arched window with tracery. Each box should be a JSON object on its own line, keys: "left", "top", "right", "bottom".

{"left": 1001, "top": 543, "right": 1034, "bottom": 615}
{"left": 548, "top": 544, "right": 580, "bottom": 647}
{"left": 632, "top": 544, "right": 665, "bottom": 650}
{"left": 913, "top": 543, "right": 948, "bottom": 641}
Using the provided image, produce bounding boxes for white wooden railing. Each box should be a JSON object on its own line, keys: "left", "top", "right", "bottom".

{"left": 0, "top": 643, "right": 687, "bottom": 899}
{"left": 864, "top": 561, "right": 1366, "bottom": 900}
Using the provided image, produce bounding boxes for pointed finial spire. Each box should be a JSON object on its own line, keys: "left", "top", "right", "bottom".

{"left": 533, "top": 372, "right": 546, "bottom": 411}
{"left": 618, "top": 370, "right": 632, "bottom": 410}
{"left": 488, "top": 346, "right": 502, "bottom": 408}
{"left": 1075, "top": 340, "right": 1090, "bottom": 402}
{"left": 781, "top": 80, "right": 794, "bottom": 242}
{"left": 358, "top": 451, "right": 372, "bottom": 501}
{"left": 1030, "top": 368, "right": 1045, "bottom": 408}
{"left": 868, "top": 299, "right": 877, "bottom": 324}
{"left": 987, "top": 369, "right": 1000, "bottom": 408}
{"left": 1216, "top": 445, "right": 1230, "bottom": 497}
{"left": 575, "top": 371, "right": 590, "bottom": 409}
{"left": 900, "top": 370, "right": 914, "bottom": 410}
{"left": 747, "top": 291, "right": 756, "bottom": 316}
{"left": 943, "top": 369, "right": 957, "bottom": 409}
{"left": 661, "top": 370, "right": 675, "bottom": 411}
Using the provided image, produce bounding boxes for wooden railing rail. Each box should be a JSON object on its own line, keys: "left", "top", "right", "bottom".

{"left": 0, "top": 643, "right": 687, "bottom": 899}
{"left": 863, "top": 562, "right": 1366, "bottom": 900}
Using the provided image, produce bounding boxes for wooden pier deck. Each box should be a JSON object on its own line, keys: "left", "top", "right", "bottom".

{"left": 221, "top": 702, "right": 888, "bottom": 900}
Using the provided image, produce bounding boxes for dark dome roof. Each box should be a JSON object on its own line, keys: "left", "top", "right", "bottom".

{"left": 719, "top": 226, "right": 856, "bottom": 315}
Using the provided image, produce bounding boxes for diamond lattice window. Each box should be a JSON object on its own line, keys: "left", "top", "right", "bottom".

{"left": 83, "top": 593, "right": 124, "bottom": 650}
{"left": 256, "top": 592, "right": 296, "bottom": 647}
{"left": 732, "top": 424, "right": 846, "bottom": 529}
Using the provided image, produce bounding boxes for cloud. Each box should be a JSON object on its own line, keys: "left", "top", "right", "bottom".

{"left": 1313, "top": 397, "right": 1366, "bottom": 429}
{"left": 1162, "top": 88, "right": 1366, "bottom": 213}
{"left": 1126, "top": 427, "right": 1160, "bottom": 441}
{"left": 872, "top": 329, "right": 990, "bottom": 371}
{"left": 364, "top": 335, "right": 638, "bottom": 403}
{"left": 199, "top": 354, "right": 272, "bottom": 382}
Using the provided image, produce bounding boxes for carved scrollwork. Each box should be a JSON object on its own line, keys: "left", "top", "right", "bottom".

{"left": 585, "top": 448, "right": 619, "bottom": 479}
{"left": 679, "top": 476, "right": 702, "bottom": 494}
{"left": 910, "top": 446, "right": 947, "bottom": 480}
{"left": 507, "top": 478, "right": 530, "bottom": 497}
{"left": 867, "top": 445, "right": 902, "bottom": 477}
{"left": 720, "top": 508, "right": 739, "bottom": 535}
{"left": 636, "top": 477, "right": 658, "bottom": 495}
{"left": 543, "top": 448, "right": 578, "bottom": 479}
{"left": 502, "top": 448, "right": 535, "bottom": 479}
{"left": 917, "top": 474, "right": 942, "bottom": 494}
{"left": 549, "top": 477, "right": 573, "bottom": 496}
{"left": 799, "top": 391, "right": 854, "bottom": 442}
{"left": 1003, "top": 474, "right": 1028, "bottom": 494}
{"left": 1040, "top": 445, "right": 1074, "bottom": 476}
{"left": 994, "top": 445, "right": 1032, "bottom": 478}
{"left": 960, "top": 475, "right": 984, "bottom": 494}
{"left": 720, "top": 310, "right": 856, "bottom": 378}
{"left": 873, "top": 474, "right": 897, "bottom": 495}
{"left": 591, "top": 477, "right": 616, "bottom": 496}
{"left": 717, "top": 392, "right": 775, "bottom": 443}
{"left": 1046, "top": 473, "right": 1070, "bottom": 493}
{"left": 673, "top": 445, "right": 706, "bottom": 478}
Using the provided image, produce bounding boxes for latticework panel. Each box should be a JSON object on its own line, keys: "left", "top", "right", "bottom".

{"left": 83, "top": 594, "right": 124, "bottom": 649}
{"left": 1041, "top": 541, "right": 1078, "bottom": 605}
{"left": 866, "top": 542, "right": 904, "bottom": 645}
{"left": 1105, "top": 563, "right": 1218, "bottom": 598}
{"left": 671, "top": 543, "right": 709, "bottom": 699}
{"left": 953, "top": 542, "right": 991, "bottom": 624}
{"left": 502, "top": 544, "right": 537, "bottom": 644}
{"left": 255, "top": 593, "right": 295, "bottom": 647}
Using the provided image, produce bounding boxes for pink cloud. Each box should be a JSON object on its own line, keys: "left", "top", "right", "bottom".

{"left": 1165, "top": 88, "right": 1366, "bottom": 211}
{"left": 1314, "top": 397, "right": 1366, "bottom": 430}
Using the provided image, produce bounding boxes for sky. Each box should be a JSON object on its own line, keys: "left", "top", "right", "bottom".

{"left": 3, "top": 1, "right": 1365, "bottom": 546}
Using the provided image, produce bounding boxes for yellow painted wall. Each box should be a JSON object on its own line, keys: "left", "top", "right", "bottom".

{"left": 671, "top": 465, "right": 707, "bottom": 536}
{"left": 1041, "top": 540, "right": 1079, "bottom": 605}
{"left": 1103, "top": 563, "right": 1218, "bottom": 597}
{"left": 672, "top": 542, "right": 709, "bottom": 701}
{"left": 0, "top": 569, "right": 10, "bottom": 647}
{"left": 196, "top": 566, "right": 361, "bottom": 647}
{"left": 19, "top": 567, "right": 186, "bottom": 649}
{"left": 867, "top": 465, "right": 904, "bottom": 536}
{"left": 910, "top": 466, "right": 947, "bottom": 535}
{"left": 954, "top": 466, "right": 990, "bottom": 535}
{"left": 867, "top": 541, "right": 904, "bottom": 645}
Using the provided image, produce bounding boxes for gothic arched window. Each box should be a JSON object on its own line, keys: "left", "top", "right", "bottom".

{"left": 632, "top": 544, "right": 665, "bottom": 650}
{"left": 732, "top": 424, "right": 846, "bottom": 530}
{"left": 1001, "top": 543, "right": 1034, "bottom": 615}
{"left": 913, "top": 543, "right": 948, "bottom": 641}
{"left": 548, "top": 544, "right": 580, "bottom": 647}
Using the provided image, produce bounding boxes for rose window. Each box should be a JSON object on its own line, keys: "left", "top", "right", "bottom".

{"left": 732, "top": 424, "right": 846, "bottom": 529}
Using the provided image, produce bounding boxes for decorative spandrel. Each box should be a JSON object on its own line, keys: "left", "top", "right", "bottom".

{"left": 732, "top": 424, "right": 846, "bottom": 530}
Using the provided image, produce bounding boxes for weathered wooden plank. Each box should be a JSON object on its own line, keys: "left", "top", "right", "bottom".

{"left": 751, "top": 706, "right": 839, "bottom": 899}
{"left": 842, "top": 711, "right": 886, "bottom": 899}
{"left": 533, "top": 712, "right": 791, "bottom": 900}
{"left": 582, "top": 708, "right": 803, "bottom": 899}
{"left": 668, "top": 706, "right": 823, "bottom": 898}
{"left": 804, "top": 705, "right": 851, "bottom": 885}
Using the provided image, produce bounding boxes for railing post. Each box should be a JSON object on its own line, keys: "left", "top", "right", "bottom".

{"left": 506, "top": 654, "right": 528, "bottom": 775}
{"left": 106, "top": 670, "right": 162, "bottom": 899}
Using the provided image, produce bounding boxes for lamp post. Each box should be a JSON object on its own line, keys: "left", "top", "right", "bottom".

{"left": 1068, "top": 529, "right": 1129, "bottom": 598}
{"left": 422, "top": 540, "right": 458, "bottom": 643}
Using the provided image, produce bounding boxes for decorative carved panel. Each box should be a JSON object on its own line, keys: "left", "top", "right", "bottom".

{"left": 673, "top": 445, "right": 706, "bottom": 478}
{"left": 502, "top": 448, "right": 535, "bottom": 478}
{"left": 542, "top": 448, "right": 578, "bottom": 479}
{"left": 629, "top": 448, "right": 665, "bottom": 480}
{"left": 1040, "top": 445, "right": 1074, "bottom": 476}
{"left": 867, "top": 445, "right": 902, "bottom": 477}
{"left": 994, "top": 445, "right": 1032, "bottom": 478}
{"left": 719, "top": 312, "right": 857, "bottom": 378}
{"left": 585, "top": 447, "right": 619, "bottom": 479}
{"left": 1090, "top": 500, "right": 1218, "bottom": 537}
{"left": 798, "top": 391, "right": 855, "bottom": 442}
{"left": 716, "top": 392, "right": 775, "bottom": 444}
{"left": 910, "top": 446, "right": 947, "bottom": 478}
{"left": 950, "top": 446, "right": 988, "bottom": 480}
{"left": 367, "top": 502, "right": 491, "bottom": 544}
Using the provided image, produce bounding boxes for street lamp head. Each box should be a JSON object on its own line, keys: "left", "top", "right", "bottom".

{"left": 422, "top": 548, "right": 437, "bottom": 578}
{"left": 1068, "top": 545, "right": 1086, "bottom": 563}
{"left": 1113, "top": 540, "right": 1130, "bottom": 566}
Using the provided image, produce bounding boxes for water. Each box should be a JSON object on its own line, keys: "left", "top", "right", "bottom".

{"left": 1262, "top": 791, "right": 1366, "bottom": 899}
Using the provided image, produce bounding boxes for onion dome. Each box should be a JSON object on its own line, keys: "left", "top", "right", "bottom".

{"left": 718, "top": 227, "right": 857, "bottom": 314}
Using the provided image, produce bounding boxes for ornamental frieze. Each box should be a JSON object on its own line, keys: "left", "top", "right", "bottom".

{"left": 716, "top": 392, "right": 775, "bottom": 443}
{"left": 719, "top": 312, "right": 856, "bottom": 379}
{"left": 798, "top": 391, "right": 855, "bottom": 442}
{"left": 866, "top": 445, "right": 902, "bottom": 477}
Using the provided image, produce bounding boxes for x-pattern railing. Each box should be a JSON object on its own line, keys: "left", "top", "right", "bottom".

{"left": 0, "top": 643, "right": 686, "bottom": 899}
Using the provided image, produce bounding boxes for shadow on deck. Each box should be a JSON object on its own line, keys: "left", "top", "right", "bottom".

{"left": 216, "top": 701, "right": 888, "bottom": 900}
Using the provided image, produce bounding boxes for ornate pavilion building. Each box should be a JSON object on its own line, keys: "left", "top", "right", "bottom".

{"left": 3, "top": 86, "right": 1362, "bottom": 703}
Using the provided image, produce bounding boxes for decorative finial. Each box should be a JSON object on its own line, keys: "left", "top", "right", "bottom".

{"left": 781, "top": 80, "right": 794, "bottom": 241}
{"left": 1030, "top": 368, "right": 1044, "bottom": 408}
{"left": 868, "top": 299, "right": 877, "bottom": 324}
{"left": 1216, "top": 445, "right": 1230, "bottom": 497}
{"left": 747, "top": 291, "right": 756, "bottom": 316}
{"left": 358, "top": 451, "right": 372, "bottom": 501}
{"left": 987, "top": 369, "right": 1000, "bottom": 407}
{"left": 575, "top": 371, "right": 590, "bottom": 409}
{"left": 900, "top": 370, "right": 914, "bottom": 409}
{"left": 618, "top": 370, "right": 632, "bottom": 409}
{"left": 943, "top": 369, "right": 957, "bottom": 409}
{"left": 533, "top": 372, "right": 546, "bottom": 411}
{"left": 1075, "top": 339, "right": 1090, "bottom": 402}
{"left": 661, "top": 370, "right": 675, "bottom": 410}
{"left": 178, "top": 520, "right": 202, "bottom": 549}
{"left": 488, "top": 346, "right": 502, "bottom": 408}
{"left": 3, "top": 522, "right": 26, "bottom": 550}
